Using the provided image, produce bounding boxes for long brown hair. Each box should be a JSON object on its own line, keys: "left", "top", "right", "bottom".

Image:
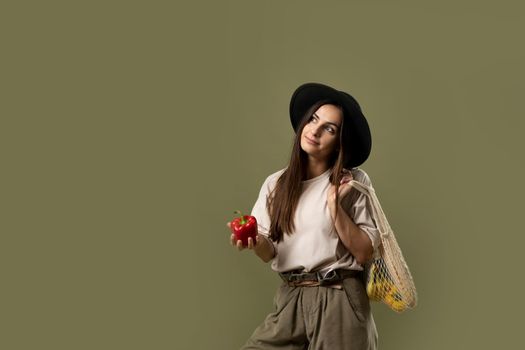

{"left": 267, "top": 99, "right": 350, "bottom": 243}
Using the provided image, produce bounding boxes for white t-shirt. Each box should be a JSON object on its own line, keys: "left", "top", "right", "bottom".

{"left": 250, "top": 166, "right": 381, "bottom": 278}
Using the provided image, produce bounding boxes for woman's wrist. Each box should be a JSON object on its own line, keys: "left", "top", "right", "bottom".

{"left": 268, "top": 237, "right": 276, "bottom": 258}
{"left": 256, "top": 234, "right": 276, "bottom": 262}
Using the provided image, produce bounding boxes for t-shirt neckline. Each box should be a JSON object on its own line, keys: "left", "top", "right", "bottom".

{"left": 302, "top": 168, "right": 332, "bottom": 184}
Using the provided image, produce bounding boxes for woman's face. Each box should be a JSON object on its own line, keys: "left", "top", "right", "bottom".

{"left": 300, "top": 104, "right": 343, "bottom": 162}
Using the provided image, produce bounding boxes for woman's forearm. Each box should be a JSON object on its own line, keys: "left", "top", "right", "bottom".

{"left": 333, "top": 204, "right": 373, "bottom": 265}
{"left": 254, "top": 234, "right": 276, "bottom": 263}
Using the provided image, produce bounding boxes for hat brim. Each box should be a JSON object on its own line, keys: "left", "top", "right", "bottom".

{"left": 289, "top": 82, "right": 372, "bottom": 168}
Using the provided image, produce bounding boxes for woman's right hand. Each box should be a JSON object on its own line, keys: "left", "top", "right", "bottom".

{"left": 227, "top": 221, "right": 258, "bottom": 251}
{"left": 227, "top": 221, "right": 275, "bottom": 262}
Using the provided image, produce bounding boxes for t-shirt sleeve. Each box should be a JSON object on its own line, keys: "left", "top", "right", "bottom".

{"left": 250, "top": 175, "right": 272, "bottom": 238}
{"left": 341, "top": 170, "right": 382, "bottom": 259}
{"left": 250, "top": 174, "right": 278, "bottom": 261}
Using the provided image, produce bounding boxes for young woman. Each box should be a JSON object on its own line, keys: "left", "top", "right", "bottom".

{"left": 228, "top": 82, "right": 381, "bottom": 350}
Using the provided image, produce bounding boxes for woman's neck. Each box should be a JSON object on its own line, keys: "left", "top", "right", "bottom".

{"left": 304, "top": 163, "right": 330, "bottom": 180}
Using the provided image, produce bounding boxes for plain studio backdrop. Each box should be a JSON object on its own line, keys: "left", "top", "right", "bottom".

{"left": 1, "top": 1, "right": 524, "bottom": 349}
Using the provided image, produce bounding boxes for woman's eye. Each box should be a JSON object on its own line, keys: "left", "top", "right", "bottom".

{"left": 309, "top": 116, "right": 334, "bottom": 133}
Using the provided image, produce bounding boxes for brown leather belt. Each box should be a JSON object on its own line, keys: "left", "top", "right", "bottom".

{"left": 279, "top": 269, "right": 360, "bottom": 289}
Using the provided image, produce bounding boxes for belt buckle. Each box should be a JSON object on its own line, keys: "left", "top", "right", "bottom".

{"left": 289, "top": 270, "right": 304, "bottom": 283}
{"left": 279, "top": 270, "right": 304, "bottom": 284}
{"left": 318, "top": 269, "right": 340, "bottom": 286}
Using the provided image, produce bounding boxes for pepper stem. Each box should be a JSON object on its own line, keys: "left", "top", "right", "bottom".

{"left": 234, "top": 210, "right": 245, "bottom": 225}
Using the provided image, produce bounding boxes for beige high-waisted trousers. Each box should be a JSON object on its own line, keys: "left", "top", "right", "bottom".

{"left": 241, "top": 275, "right": 378, "bottom": 350}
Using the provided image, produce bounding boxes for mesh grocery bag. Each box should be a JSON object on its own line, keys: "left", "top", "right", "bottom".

{"left": 348, "top": 178, "right": 418, "bottom": 313}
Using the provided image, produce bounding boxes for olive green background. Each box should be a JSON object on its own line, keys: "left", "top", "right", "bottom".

{"left": 2, "top": 1, "right": 524, "bottom": 349}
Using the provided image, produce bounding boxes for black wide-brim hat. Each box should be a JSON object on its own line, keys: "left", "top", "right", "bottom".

{"left": 289, "top": 82, "right": 372, "bottom": 169}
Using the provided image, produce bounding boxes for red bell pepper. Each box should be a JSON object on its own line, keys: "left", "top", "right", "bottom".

{"left": 230, "top": 210, "right": 258, "bottom": 247}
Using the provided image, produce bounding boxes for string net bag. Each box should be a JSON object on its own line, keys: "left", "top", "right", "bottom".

{"left": 346, "top": 178, "right": 418, "bottom": 313}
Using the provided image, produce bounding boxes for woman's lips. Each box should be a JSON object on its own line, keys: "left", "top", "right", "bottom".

{"left": 305, "top": 136, "right": 319, "bottom": 145}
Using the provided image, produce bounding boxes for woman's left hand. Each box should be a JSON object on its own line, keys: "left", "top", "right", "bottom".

{"left": 327, "top": 170, "right": 354, "bottom": 218}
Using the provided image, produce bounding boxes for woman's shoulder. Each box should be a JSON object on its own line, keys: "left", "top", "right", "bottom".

{"left": 259, "top": 167, "right": 287, "bottom": 193}
{"left": 269, "top": 167, "right": 287, "bottom": 180}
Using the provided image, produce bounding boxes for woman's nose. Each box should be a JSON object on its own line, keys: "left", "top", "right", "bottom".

{"left": 311, "top": 125, "right": 321, "bottom": 136}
